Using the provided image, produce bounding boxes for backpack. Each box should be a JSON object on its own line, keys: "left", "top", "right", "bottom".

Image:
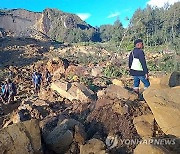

{"left": 1, "top": 85, "right": 5, "bottom": 94}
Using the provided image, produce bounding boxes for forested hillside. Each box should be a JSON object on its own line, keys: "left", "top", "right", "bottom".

{"left": 99, "top": 2, "right": 180, "bottom": 52}
{"left": 0, "top": 2, "right": 179, "bottom": 49}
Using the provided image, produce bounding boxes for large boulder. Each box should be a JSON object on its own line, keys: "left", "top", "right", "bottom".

{"left": 51, "top": 81, "right": 94, "bottom": 102}
{"left": 134, "top": 144, "right": 169, "bottom": 154}
{"left": 149, "top": 72, "right": 180, "bottom": 88}
{"left": 45, "top": 127, "right": 74, "bottom": 154}
{"left": 105, "top": 84, "right": 137, "bottom": 100}
{"left": 144, "top": 86, "right": 180, "bottom": 137}
{"left": 112, "top": 79, "right": 124, "bottom": 87}
{"left": 44, "top": 118, "right": 86, "bottom": 154}
{"left": 133, "top": 114, "right": 154, "bottom": 138}
{"left": 40, "top": 116, "right": 60, "bottom": 138}
{"left": 80, "top": 138, "right": 106, "bottom": 154}
{"left": 169, "top": 71, "right": 180, "bottom": 87}
{"left": 147, "top": 75, "right": 170, "bottom": 89}
{"left": 0, "top": 119, "right": 42, "bottom": 154}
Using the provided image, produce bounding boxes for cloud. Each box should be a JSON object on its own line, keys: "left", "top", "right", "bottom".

{"left": 76, "top": 13, "right": 91, "bottom": 20}
{"left": 107, "top": 12, "right": 120, "bottom": 18}
{"left": 147, "top": 0, "right": 180, "bottom": 7}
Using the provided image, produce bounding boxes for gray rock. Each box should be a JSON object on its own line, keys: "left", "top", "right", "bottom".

{"left": 169, "top": 71, "right": 180, "bottom": 87}
{"left": 45, "top": 125, "right": 73, "bottom": 154}
{"left": 44, "top": 118, "right": 85, "bottom": 154}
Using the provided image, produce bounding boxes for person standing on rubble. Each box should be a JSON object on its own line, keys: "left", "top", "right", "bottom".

{"left": 44, "top": 68, "right": 51, "bottom": 86}
{"left": 128, "top": 39, "right": 150, "bottom": 94}
{"left": 6, "top": 79, "right": 17, "bottom": 104}
{"left": 0, "top": 82, "right": 7, "bottom": 104}
{"left": 32, "top": 71, "right": 42, "bottom": 94}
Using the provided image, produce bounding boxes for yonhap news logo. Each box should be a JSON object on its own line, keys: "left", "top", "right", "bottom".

{"left": 119, "top": 138, "right": 177, "bottom": 145}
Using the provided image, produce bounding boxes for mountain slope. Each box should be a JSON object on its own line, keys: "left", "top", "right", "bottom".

{"left": 0, "top": 8, "right": 97, "bottom": 42}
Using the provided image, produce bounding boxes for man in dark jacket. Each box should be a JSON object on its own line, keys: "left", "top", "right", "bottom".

{"left": 128, "top": 39, "right": 150, "bottom": 93}
{"left": 6, "top": 79, "right": 17, "bottom": 104}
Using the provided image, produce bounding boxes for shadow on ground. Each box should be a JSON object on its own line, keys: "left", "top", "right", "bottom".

{"left": 0, "top": 37, "right": 61, "bottom": 68}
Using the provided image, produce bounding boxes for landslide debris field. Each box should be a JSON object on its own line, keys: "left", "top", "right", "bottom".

{"left": 0, "top": 37, "right": 180, "bottom": 154}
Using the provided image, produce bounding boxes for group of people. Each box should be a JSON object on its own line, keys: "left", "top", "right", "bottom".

{"left": 0, "top": 68, "right": 51, "bottom": 105}
{"left": 0, "top": 79, "right": 16, "bottom": 104}
{"left": 32, "top": 68, "right": 51, "bottom": 93}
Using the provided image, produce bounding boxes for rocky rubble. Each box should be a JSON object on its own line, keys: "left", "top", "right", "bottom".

{"left": 0, "top": 119, "right": 42, "bottom": 154}
{"left": 0, "top": 39, "right": 180, "bottom": 153}
{"left": 51, "top": 81, "right": 95, "bottom": 102}
{"left": 1, "top": 66, "right": 179, "bottom": 154}
{"left": 133, "top": 114, "right": 154, "bottom": 139}
{"left": 134, "top": 143, "right": 169, "bottom": 154}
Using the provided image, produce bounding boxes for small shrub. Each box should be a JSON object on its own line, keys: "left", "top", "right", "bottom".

{"left": 102, "top": 65, "right": 122, "bottom": 78}
{"left": 120, "top": 67, "right": 129, "bottom": 76}
{"left": 148, "top": 55, "right": 176, "bottom": 72}
{"left": 79, "top": 76, "right": 93, "bottom": 86}
{"left": 147, "top": 60, "right": 159, "bottom": 71}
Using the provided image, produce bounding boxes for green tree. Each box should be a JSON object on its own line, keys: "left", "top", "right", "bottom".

{"left": 111, "top": 17, "right": 124, "bottom": 42}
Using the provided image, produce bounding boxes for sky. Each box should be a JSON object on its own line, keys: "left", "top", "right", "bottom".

{"left": 0, "top": 0, "right": 179, "bottom": 27}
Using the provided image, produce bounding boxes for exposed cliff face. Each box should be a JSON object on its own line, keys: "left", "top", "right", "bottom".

{"left": 42, "top": 9, "right": 93, "bottom": 41}
{"left": 0, "top": 9, "right": 41, "bottom": 35}
{"left": 0, "top": 8, "right": 93, "bottom": 41}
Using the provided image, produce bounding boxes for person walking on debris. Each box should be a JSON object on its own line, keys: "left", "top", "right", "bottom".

{"left": 7, "top": 79, "right": 17, "bottom": 104}
{"left": 8, "top": 66, "right": 14, "bottom": 80}
{"left": 44, "top": 68, "right": 51, "bottom": 86}
{"left": 32, "top": 71, "right": 37, "bottom": 86}
{"left": 128, "top": 39, "right": 150, "bottom": 94}
{"left": 32, "top": 71, "right": 42, "bottom": 93}
{"left": 8, "top": 70, "right": 13, "bottom": 79}
{"left": 0, "top": 82, "right": 7, "bottom": 104}
{"left": 1, "top": 79, "right": 17, "bottom": 104}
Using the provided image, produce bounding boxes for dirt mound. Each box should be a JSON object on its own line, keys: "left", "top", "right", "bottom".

{"left": 86, "top": 98, "right": 143, "bottom": 153}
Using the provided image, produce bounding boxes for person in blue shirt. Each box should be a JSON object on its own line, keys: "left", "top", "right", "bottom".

{"left": 0, "top": 79, "right": 16, "bottom": 104}
{"left": 32, "top": 71, "right": 42, "bottom": 93}
{"left": 0, "top": 82, "right": 6, "bottom": 104}
{"left": 1, "top": 83, "right": 6, "bottom": 95}
{"left": 128, "top": 39, "right": 150, "bottom": 94}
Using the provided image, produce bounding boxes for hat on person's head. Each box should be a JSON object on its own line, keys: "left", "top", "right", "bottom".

{"left": 134, "top": 39, "right": 143, "bottom": 46}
